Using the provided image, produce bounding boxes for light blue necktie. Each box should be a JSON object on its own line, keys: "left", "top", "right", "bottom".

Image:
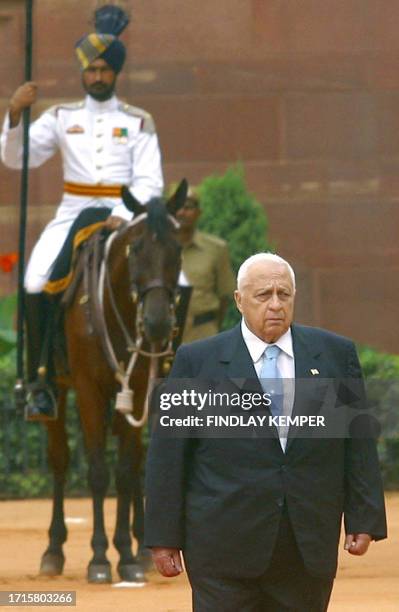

{"left": 260, "top": 345, "right": 283, "bottom": 417}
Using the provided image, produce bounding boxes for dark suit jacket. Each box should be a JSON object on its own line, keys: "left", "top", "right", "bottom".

{"left": 144, "top": 323, "right": 387, "bottom": 579}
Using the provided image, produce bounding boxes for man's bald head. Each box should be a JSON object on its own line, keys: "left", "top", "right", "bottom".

{"left": 237, "top": 253, "right": 296, "bottom": 292}
{"left": 234, "top": 253, "right": 296, "bottom": 343}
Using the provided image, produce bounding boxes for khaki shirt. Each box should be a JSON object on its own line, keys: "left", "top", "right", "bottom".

{"left": 181, "top": 230, "right": 235, "bottom": 343}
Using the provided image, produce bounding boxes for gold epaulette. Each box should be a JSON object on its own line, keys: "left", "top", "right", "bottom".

{"left": 118, "top": 102, "right": 156, "bottom": 134}
{"left": 47, "top": 100, "right": 85, "bottom": 117}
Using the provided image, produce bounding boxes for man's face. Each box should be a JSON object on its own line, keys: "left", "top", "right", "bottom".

{"left": 176, "top": 198, "right": 201, "bottom": 230}
{"left": 82, "top": 58, "right": 117, "bottom": 101}
{"left": 234, "top": 261, "right": 295, "bottom": 343}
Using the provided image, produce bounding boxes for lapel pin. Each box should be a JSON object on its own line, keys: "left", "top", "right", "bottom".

{"left": 310, "top": 368, "right": 319, "bottom": 375}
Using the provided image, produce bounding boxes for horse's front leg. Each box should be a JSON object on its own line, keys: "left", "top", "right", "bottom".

{"left": 77, "top": 384, "right": 111, "bottom": 583}
{"left": 113, "top": 419, "right": 146, "bottom": 584}
{"left": 131, "top": 435, "right": 153, "bottom": 572}
{"left": 40, "top": 387, "right": 69, "bottom": 576}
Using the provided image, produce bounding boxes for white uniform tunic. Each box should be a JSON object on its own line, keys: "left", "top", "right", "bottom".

{"left": 0, "top": 95, "right": 164, "bottom": 292}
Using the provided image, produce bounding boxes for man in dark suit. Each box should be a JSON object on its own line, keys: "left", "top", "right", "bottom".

{"left": 145, "top": 253, "right": 387, "bottom": 611}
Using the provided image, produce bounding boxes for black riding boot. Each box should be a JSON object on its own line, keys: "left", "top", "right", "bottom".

{"left": 24, "top": 292, "right": 57, "bottom": 421}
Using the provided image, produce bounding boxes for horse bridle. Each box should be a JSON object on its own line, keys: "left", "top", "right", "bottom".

{"left": 97, "top": 213, "right": 180, "bottom": 427}
{"left": 132, "top": 280, "right": 178, "bottom": 351}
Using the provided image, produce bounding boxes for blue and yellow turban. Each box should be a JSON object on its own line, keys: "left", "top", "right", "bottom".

{"left": 75, "top": 5, "right": 129, "bottom": 74}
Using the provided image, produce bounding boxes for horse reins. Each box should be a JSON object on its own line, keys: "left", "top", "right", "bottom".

{"left": 96, "top": 213, "right": 179, "bottom": 428}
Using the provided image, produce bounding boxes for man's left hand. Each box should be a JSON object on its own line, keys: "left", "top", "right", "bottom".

{"left": 344, "top": 533, "right": 371, "bottom": 555}
{"left": 151, "top": 547, "right": 183, "bottom": 577}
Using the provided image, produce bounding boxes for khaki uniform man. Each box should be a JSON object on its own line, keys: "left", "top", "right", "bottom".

{"left": 177, "top": 188, "right": 235, "bottom": 343}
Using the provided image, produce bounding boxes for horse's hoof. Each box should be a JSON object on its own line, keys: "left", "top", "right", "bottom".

{"left": 137, "top": 548, "right": 153, "bottom": 572}
{"left": 40, "top": 552, "right": 65, "bottom": 576}
{"left": 117, "top": 563, "right": 147, "bottom": 584}
{"left": 87, "top": 563, "right": 112, "bottom": 583}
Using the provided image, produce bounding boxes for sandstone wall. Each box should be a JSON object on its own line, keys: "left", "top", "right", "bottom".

{"left": 1, "top": 1, "right": 398, "bottom": 352}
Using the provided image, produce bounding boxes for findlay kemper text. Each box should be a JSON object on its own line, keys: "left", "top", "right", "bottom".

{"left": 159, "top": 415, "right": 326, "bottom": 428}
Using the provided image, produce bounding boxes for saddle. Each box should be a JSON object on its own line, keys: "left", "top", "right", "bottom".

{"left": 43, "top": 208, "right": 112, "bottom": 376}
{"left": 45, "top": 207, "right": 111, "bottom": 297}
{"left": 43, "top": 207, "right": 192, "bottom": 380}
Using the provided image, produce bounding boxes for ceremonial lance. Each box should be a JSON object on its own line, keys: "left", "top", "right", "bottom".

{"left": 14, "top": 0, "right": 34, "bottom": 411}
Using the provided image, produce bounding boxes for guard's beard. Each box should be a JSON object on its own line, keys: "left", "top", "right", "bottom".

{"left": 83, "top": 80, "right": 116, "bottom": 102}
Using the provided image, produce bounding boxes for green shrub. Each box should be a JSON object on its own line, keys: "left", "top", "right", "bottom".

{"left": 0, "top": 350, "right": 52, "bottom": 497}
{"left": 358, "top": 346, "right": 399, "bottom": 489}
{"left": 0, "top": 294, "right": 17, "bottom": 356}
{"left": 1, "top": 341, "right": 399, "bottom": 493}
{"left": 0, "top": 350, "right": 122, "bottom": 498}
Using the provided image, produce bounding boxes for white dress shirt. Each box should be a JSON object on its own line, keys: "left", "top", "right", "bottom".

{"left": 241, "top": 318, "right": 295, "bottom": 451}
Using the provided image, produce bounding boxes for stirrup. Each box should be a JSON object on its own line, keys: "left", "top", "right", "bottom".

{"left": 25, "top": 381, "right": 58, "bottom": 422}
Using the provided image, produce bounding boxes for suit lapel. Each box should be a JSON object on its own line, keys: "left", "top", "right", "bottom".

{"left": 286, "top": 324, "right": 325, "bottom": 452}
{"left": 291, "top": 324, "right": 323, "bottom": 379}
{"left": 219, "top": 325, "right": 262, "bottom": 392}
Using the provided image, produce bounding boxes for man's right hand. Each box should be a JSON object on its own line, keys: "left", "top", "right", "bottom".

{"left": 151, "top": 547, "right": 183, "bottom": 577}
{"left": 9, "top": 81, "right": 38, "bottom": 127}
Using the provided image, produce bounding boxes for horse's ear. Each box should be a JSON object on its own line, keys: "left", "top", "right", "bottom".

{"left": 121, "top": 186, "right": 146, "bottom": 216}
{"left": 166, "top": 178, "right": 188, "bottom": 216}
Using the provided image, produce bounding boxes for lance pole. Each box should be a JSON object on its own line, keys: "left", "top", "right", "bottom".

{"left": 14, "top": 0, "right": 34, "bottom": 411}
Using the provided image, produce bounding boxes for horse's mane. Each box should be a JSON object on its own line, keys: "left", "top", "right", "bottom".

{"left": 145, "top": 197, "right": 170, "bottom": 242}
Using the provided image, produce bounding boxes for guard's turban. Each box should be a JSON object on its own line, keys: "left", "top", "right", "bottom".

{"left": 75, "top": 5, "right": 129, "bottom": 74}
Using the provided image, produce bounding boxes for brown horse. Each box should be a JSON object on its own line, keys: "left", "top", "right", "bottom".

{"left": 40, "top": 180, "right": 187, "bottom": 583}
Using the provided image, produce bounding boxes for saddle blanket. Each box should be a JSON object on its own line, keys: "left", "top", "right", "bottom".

{"left": 44, "top": 207, "right": 111, "bottom": 295}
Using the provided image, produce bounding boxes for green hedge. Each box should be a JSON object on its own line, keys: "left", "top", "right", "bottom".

{"left": 357, "top": 346, "right": 399, "bottom": 488}
{"left": 1, "top": 344, "right": 398, "bottom": 496}
{"left": 0, "top": 350, "right": 120, "bottom": 498}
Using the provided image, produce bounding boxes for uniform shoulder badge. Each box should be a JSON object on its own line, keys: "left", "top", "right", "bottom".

{"left": 47, "top": 100, "right": 85, "bottom": 117}
{"left": 119, "top": 102, "right": 156, "bottom": 135}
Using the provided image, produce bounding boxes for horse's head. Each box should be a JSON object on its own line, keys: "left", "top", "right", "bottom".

{"left": 119, "top": 179, "right": 187, "bottom": 346}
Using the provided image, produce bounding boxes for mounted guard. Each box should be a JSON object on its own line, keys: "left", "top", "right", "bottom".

{"left": 0, "top": 3, "right": 164, "bottom": 420}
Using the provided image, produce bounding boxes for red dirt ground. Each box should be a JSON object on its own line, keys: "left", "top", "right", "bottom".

{"left": 0, "top": 494, "right": 397, "bottom": 611}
